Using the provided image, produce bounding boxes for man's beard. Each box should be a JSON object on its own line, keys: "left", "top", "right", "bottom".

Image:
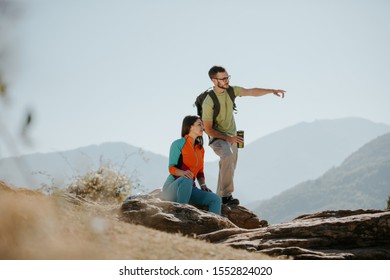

{"left": 218, "top": 82, "right": 229, "bottom": 89}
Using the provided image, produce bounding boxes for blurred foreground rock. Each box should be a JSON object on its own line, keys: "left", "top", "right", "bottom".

{"left": 119, "top": 190, "right": 390, "bottom": 259}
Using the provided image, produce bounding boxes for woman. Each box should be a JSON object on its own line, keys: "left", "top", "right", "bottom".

{"left": 162, "top": 115, "right": 222, "bottom": 215}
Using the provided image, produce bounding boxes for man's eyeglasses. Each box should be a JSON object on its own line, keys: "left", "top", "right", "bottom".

{"left": 214, "top": 75, "right": 231, "bottom": 82}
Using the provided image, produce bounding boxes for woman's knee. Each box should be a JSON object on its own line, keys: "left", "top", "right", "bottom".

{"left": 176, "top": 178, "right": 193, "bottom": 201}
{"left": 178, "top": 177, "right": 193, "bottom": 189}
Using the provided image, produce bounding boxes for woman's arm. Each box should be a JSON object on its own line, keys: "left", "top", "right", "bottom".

{"left": 168, "top": 139, "right": 194, "bottom": 179}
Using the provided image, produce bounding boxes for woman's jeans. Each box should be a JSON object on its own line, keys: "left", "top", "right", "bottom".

{"left": 162, "top": 177, "right": 221, "bottom": 215}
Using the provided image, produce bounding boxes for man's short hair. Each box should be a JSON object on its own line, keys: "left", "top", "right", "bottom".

{"left": 208, "top": 65, "right": 226, "bottom": 79}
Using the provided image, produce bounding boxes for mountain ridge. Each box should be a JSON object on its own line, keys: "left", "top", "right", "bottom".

{"left": 253, "top": 132, "right": 390, "bottom": 223}
{"left": 1, "top": 117, "right": 389, "bottom": 206}
{"left": 0, "top": 141, "right": 168, "bottom": 192}
{"left": 221, "top": 117, "right": 390, "bottom": 203}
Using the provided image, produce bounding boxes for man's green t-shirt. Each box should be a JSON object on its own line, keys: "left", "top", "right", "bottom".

{"left": 202, "top": 86, "right": 241, "bottom": 137}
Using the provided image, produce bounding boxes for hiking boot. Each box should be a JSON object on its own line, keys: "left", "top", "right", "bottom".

{"left": 222, "top": 195, "right": 240, "bottom": 205}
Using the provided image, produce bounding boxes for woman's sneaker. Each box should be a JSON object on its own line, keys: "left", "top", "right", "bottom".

{"left": 222, "top": 195, "right": 240, "bottom": 205}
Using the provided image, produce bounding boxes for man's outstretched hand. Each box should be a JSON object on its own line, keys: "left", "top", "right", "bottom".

{"left": 273, "top": 89, "right": 286, "bottom": 98}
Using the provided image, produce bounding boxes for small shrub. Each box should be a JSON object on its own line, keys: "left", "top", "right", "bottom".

{"left": 67, "top": 167, "right": 132, "bottom": 204}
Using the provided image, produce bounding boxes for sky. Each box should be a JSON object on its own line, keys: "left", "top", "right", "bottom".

{"left": 1, "top": 0, "right": 390, "bottom": 162}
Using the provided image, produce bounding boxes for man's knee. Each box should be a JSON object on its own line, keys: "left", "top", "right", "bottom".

{"left": 221, "top": 150, "right": 234, "bottom": 161}
{"left": 218, "top": 143, "right": 234, "bottom": 157}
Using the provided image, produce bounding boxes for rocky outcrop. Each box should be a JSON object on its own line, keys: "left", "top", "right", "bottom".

{"left": 119, "top": 193, "right": 390, "bottom": 260}
{"left": 197, "top": 204, "right": 268, "bottom": 229}
{"left": 120, "top": 196, "right": 237, "bottom": 235}
{"left": 198, "top": 209, "right": 390, "bottom": 259}
{"left": 119, "top": 190, "right": 268, "bottom": 235}
{"left": 119, "top": 191, "right": 267, "bottom": 235}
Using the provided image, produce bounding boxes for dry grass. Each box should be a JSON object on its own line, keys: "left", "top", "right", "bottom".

{"left": 0, "top": 180, "right": 275, "bottom": 260}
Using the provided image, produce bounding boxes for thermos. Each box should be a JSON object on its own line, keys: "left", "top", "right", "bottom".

{"left": 237, "top": 130, "right": 244, "bottom": 148}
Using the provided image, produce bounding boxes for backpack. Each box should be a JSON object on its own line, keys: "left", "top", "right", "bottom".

{"left": 194, "top": 86, "right": 237, "bottom": 128}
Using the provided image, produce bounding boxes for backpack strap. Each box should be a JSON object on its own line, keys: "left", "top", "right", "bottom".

{"left": 204, "top": 87, "right": 238, "bottom": 145}
{"left": 226, "top": 86, "right": 237, "bottom": 112}
{"left": 207, "top": 90, "right": 219, "bottom": 129}
{"left": 208, "top": 87, "right": 237, "bottom": 127}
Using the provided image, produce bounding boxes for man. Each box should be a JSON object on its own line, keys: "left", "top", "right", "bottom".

{"left": 202, "top": 65, "right": 286, "bottom": 205}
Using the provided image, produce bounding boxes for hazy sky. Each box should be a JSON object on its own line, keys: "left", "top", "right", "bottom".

{"left": 1, "top": 0, "right": 390, "bottom": 162}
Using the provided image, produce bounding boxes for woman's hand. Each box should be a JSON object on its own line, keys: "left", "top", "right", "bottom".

{"left": 180, "top": 170, "right": 194, "bottom": 179}
{"left": 200, "top": 184, "right": 212, "bottom": 192}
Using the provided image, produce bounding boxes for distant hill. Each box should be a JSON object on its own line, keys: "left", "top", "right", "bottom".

{"left": 205, "top": 117, "right": 390, "bottom": 204}
{"left": 0, "top": 142, "right": 167, "bottom": 192}
{"left": 254, "top": 132, "right": 390, "bottom": 224}
{"left": 1, "top": 118, "right": 390, "bottom": 202}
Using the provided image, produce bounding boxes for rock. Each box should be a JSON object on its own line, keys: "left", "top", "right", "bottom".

{"left": 221, "top": 204, "right": 268, "bottom": 229}
{"left": 198, "top": 209, "right": 390, "bottom": 259}
{"left": 195, "top": 203, "right": 268, "bottom": 229}
{"left": 117, "top": 190, "right": 390, "bottom": 259}
{"left": 119, "top": 189, "right": 267, "bottom": 235}
{"left": 119, "top": 195, "right": 237, "bottom": 235}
